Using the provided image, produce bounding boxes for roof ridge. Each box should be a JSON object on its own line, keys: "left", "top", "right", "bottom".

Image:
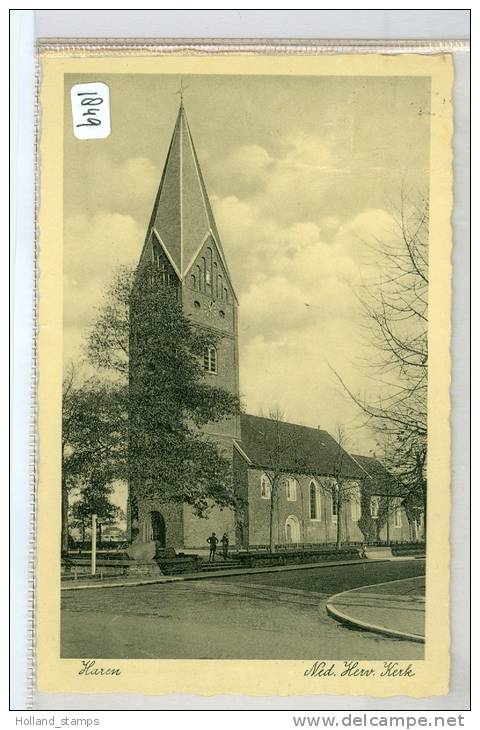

{"left": 242, "top": 412, "right": 330, "bottom": 435}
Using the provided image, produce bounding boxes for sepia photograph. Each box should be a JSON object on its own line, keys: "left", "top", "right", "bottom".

{"left": 59, "top": 71, "right": 430, "bottom": 662}
{"left": 33, "top": 49, "right": 454, "bottom": 698}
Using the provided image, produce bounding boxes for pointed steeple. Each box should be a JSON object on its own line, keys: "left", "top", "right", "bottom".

{"left": 139, "top": 102, "right": 235, "bottom": 296}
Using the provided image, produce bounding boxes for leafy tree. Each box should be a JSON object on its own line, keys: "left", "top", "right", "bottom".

{"left": 87, "top": 264, "right": 242, "bottom": 523}
{"left": 62, "top": 364, "right": 127, "bottom": 553}
{"left": 71, "top": 480, "right": 124, "bottom": 547}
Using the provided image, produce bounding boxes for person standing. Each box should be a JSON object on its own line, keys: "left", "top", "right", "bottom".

{"left": 220, "top": 532, "right": 229, "bottom": 561}
{"left": 207, "top": 532, "right": 219, "bottom": 562}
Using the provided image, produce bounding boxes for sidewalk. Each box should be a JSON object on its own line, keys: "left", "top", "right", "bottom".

{"left": 61, "top": 557, "right": 383, "bottom": 591}
{"left": 326, "top": 575, "right": 425, "bottom": 643}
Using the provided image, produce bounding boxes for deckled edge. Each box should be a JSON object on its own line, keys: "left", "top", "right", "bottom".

{"left": 27, "top": 48, "right": 41, "bottom": 711}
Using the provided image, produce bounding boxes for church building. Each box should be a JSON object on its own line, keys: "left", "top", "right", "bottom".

{"left": 128, "top": 102, "right": 419, "bottom": 552}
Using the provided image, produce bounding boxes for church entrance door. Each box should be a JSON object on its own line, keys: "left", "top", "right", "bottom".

{"left": 150, "top": 511, "right": 166, "bottom": 547}
{"left": 285, "top": 515, "right": 300, "bottom": 544}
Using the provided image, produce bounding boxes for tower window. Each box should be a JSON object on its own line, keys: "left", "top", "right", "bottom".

{"left": 219, "top": 310, "right": 225, "bottom": 319}
{"left": 191, "top": 274, "right": 196, "bottom": 289}
{"left": 203, "top": 345, "right": 217, "bottom": 374}
{"left": 206, "top": 270, "right": 211, "bottom": 285}
{"left": 194, "top": 300, "right": 201, "bottom": 309}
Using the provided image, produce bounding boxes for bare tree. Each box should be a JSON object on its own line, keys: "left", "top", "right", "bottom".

{"left": 257, "top": 408, "right": 305, "bottom": 553}
{"left": 333, "top": 190, "right": 428, "bottom": 533}
{"left": 318, "top": 425, "right": 360, "bottom": 550}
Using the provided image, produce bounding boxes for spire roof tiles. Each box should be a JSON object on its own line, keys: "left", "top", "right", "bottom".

{"left": 140, "top": 103, "right": 234, "bottom": 294}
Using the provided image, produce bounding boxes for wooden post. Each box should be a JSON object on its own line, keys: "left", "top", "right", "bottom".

{"left": 91, "top": 513, "right": 97, "bottom": 576}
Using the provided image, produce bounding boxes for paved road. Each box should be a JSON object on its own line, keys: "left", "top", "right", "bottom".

{"left": 61, "top": 559, "right": 425, "bottom": 660}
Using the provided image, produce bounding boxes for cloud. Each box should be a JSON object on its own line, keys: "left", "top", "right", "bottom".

{"left": 65, "top": 155, "right": 159, "bottom": 222}
{"left": 63, "top": 119, "right": 418, "bottom": 453}
{"left": 210, "top": 189, "right": 397, "bottom": 449}
{"left": 211, "top": 144, "right": 272, "bottom": 197}
{"left": 63, "top": 212, "right": 143, "bottom": 361}
{"left": 211, "top": 136, "right": 353, "bottom": 228}
{"left": 239, "top": 326, "right": 371, "bottom": 448}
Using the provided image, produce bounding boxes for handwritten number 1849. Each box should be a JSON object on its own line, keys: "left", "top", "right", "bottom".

{"left": 76, "top": 91, "right": 103, "bottom": 128}
{"left": 70, "top": 82, "right": 110, "bottom": 140}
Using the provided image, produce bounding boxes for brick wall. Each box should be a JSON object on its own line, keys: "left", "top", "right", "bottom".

{"left": 182, "top": 503, "right": 236, "bottom": 549}
{"left": 137, "top": 498, "right": 184, "bottom": 549}
{"left": 246, "top": 468, "right": 366, "bottom": 547}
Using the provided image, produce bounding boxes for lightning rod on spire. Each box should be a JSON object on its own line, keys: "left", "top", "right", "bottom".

{"left": 176, "top": 79, "right": 189, "bottom": 105}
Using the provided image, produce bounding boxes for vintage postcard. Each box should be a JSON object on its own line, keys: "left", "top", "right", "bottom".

{"left": 36, "top": 50, "right": 453, "bottom": 698}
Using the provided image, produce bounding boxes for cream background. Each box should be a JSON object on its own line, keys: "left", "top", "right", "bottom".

{"left": 37, "top": 52, "right": 453, "bottom": 697}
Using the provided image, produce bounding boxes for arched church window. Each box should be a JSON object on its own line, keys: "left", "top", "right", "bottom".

{"left": 224, "top": 288, "right": 229, "bottom": 303}
{"left": 286, "top": 477, "right": 298, "bottom": 502}
{"left": 331, "top": 487, "right": 338, "bottom": 522}
{"left": 203, "top": 345, "right": 217, "bottom": 374}
{"left": 260, "top": 474, "right": 271, "bottom": 499}
{"left": 350, "top": 485, "right": 361, "bottom": 521}
{"left": 310, "top": 481, "right": 319, "bottom": 520}
{"left": 394, "top": 504, "right": 402, "bottom": 528}
{"left": 191, "top": 274, "right": 196, "bottom": 289}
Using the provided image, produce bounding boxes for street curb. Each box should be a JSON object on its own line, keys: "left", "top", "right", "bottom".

{"left": 325, "top": 581, "right": 425, "bottom": 644}
{"left": 61, "top": 557, "right": 393, "bottom": 592}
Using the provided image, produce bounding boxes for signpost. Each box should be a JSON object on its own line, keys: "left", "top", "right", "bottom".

{"left": 91, "top": 513, "right": 97, "bottom": 576}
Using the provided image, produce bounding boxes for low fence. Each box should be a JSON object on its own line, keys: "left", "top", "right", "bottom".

{"left": 62, "top": 540, "right": 425, "bottom": 581}
{"left": 62, "top": 553, "right": 201, "bottom": 579}
{"left": 234, "top": 539, "right": 425, "bottom": 553}
{"left": 68, "top": 542, "right": 128, "bottom": 554}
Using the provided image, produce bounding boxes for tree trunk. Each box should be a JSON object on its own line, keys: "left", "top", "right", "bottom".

{"left": 98, "top": 522, "right": 102, "bottom": 547}
{"left": 269, "top": 491, "right": 275, "bottom": 553}
{"left": 386, "top": 496, "right": 391, "bottom": 546}
{"left": 422, "top": 486, "right": 427, "bottom": 541}
{"left": 336, "top": 495, "right": 342, "bottom": 550}
{"left": 61, "top": 475, "right": 69, "bottom": 555}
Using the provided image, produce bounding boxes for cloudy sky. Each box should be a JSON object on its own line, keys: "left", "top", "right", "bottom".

{"left": 64, "top": 72, "right": 430, "bottom": 454}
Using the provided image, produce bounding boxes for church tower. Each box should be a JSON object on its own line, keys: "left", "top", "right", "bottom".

{"left": 129, "top": 101, "right": 241, "bottom": 550}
